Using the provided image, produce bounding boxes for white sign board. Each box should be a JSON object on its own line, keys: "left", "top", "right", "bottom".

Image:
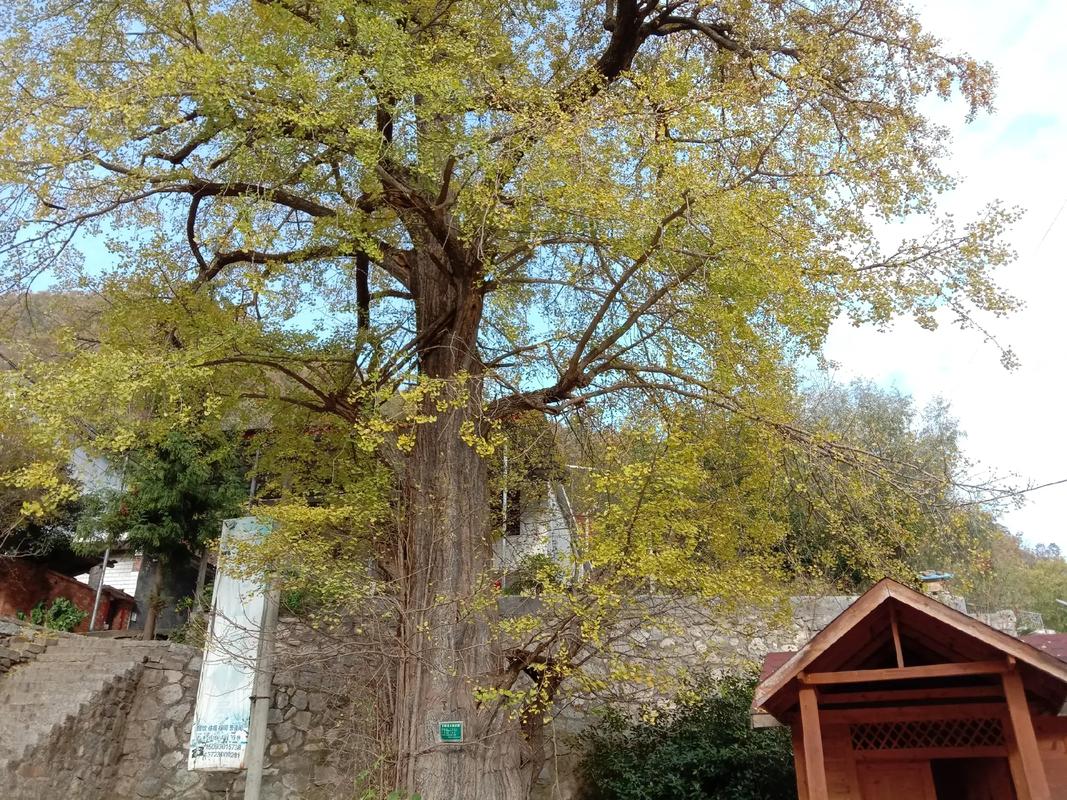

{"left": 188, "top": 517, "right": 270, "bottom": 771}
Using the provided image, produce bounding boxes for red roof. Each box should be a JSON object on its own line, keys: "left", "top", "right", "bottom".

{"left": 758, "top": 650, "right": 795, "bottom": 682}
{"left": 1022, "top": 634, "right": 1067, "bottom": 663}
{"left": 757, "top": 634, "right": 1067, "bottom": 694}
{"left": 753, "top": 580, "right": 1067, "bottom": 725}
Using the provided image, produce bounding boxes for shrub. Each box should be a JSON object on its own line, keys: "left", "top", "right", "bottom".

{"left": 25, "top": 597, "right": 88, "bottom": 632}
{"left": 578, "top": 674, "right": 797, "bottom": 800}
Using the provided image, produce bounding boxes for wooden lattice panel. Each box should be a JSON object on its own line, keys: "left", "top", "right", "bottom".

{"left": 850, "top": 717, "right": 1005, "bottom": 751}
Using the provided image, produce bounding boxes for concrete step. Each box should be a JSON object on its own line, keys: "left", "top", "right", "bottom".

{"left": 1, "top": 691, "right": 95, "bottom": 707}
{"left": 0, "top": 668, "right": 138, "bottom": 690}
{"left": 16, "top": 647, "right": 140, "bottom": 660}
{"left": 6, "top": 658, "right": 139, "bottom": 671}
{"left": 0, "top": 714, "right": 77, "bottom": 727}
{"left": 5, "top": 654, "right": 142, "bottom": 669}
{"left": 0, "top": 638, "right": 144, "bottom": 772}
{"left": 0, "top": 674, "right": 134, "bottom": 691}
{"left": 1, "top": 664, "right": 137, "bottom": 687}
{"left": 29, "top": 654, "right": 141, "bottom": 667}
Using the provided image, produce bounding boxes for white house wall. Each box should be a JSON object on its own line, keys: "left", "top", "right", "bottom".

{"left": 75, "top": 555, "right": 141, "bottom": 597}
{"left": 69, "top": 448, "right": 124, "bottom": 494}
{"left": 493, "top": 482, "right": 575, "bottom": 574}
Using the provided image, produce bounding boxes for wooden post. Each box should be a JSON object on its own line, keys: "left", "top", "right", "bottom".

{"left": 889, "top": 605, "right": 905, "bottom": 668}
{"left": 791, "top": 724, "right": 810, "bottom": 800}
{"left": 1002, "top": 667, "right": 1050, "bottom": 800}
{"left": 798, "top": 686, "right": 829, "bottom": 800}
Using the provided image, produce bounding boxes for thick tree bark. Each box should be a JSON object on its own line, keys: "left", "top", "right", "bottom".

{"left": 141, "top": 560, "right": 164, "bottom": 641}
{"left": 393, "top": 398, "right": 528, "bottom": 799}
{"left": 392, "top": 245, "right": 529, "bottom": 799}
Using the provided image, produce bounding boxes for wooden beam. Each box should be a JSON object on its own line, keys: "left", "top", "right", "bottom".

{"left": 818, "top": 685, "right": 1004, "bottom": 706}
{"left": 855, "top": 745, "right": 1007, "bottom": 762}
{"left": 1007, "top": 745, "right": 1034, "bottom": 800}
{"left": 799, "top": 687, "right": 829, "bottom": 800}
{"left": 1002, "top": 669, "right": 1051, "bottom": 800}
{"left": 890, "top": 604, "right": 905, "bottom": 668}
{"left": 802, "top": 659, "right": 1010, "bottom": 686}
{"left": 819, "top": 701, "right": 1006, "bottom": 725}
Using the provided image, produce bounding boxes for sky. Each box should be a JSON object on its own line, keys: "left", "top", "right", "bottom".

{"left": 822, "top": 0, "right": 1067, "bottom": 548}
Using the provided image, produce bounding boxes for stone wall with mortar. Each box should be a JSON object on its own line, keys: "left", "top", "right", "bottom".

{"left": 7, "top": 661, "right": 140, "bottom": 799}
{"left": 2, "top": 591, "right": 1044, "bottom": 800}
{"left": 111, "top": 641, "right": 210, "bottom": 799}
{"left": 105, "top": 615, "right": 387, "bottom": 800}
{"left": 0, "top": 618, "right": 45, "bottom": 675}
{"left": 134, "top": 597, "right": 874, "bottom": 800}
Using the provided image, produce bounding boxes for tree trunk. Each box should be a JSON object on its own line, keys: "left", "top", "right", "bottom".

{"left": 193, "top": 547, "right": 208, "bottom": 616}
{"left": 141, "top": 560, "right": 164, "bottom": 641}
{"left": 391, "top": 245, "right": 530, "bottom": 799}
{"left": 141, "top": 599, "right": 158, "bottom": 640}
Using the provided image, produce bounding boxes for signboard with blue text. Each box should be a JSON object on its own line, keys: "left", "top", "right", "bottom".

{"left": 187, "top": 517, "right": 271, "bottom": 771}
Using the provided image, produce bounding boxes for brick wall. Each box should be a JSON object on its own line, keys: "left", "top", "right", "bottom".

{"left": 0, "top": 560, "right": 133, "bottom": 632}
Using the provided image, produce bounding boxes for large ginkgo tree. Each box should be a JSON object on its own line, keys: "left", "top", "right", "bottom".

{"left": 0, "top": 0, "right": 1015, "bottom": 796}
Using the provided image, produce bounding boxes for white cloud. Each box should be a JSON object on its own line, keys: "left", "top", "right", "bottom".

{"left": 823, "top": 0, "right": 1067, "bottom": 548}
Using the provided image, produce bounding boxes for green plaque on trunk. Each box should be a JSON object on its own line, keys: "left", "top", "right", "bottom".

{"left": 439, "top": 721, "right": 463, "bottom": 743}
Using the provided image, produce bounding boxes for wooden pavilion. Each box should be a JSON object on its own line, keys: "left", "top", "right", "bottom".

{"left": 752, "top": 578, "right": 1067, "bottom": 800}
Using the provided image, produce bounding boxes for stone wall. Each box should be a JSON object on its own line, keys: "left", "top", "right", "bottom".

{"left": 107, "top": 617, "right": 383, "bottom": 800}
{"left": 10, "top": 659, "right": 140, "bottom": 798}
{"left": 0, "top": 619, "right": 38, "bottom": 675}
{"left": 112, "top": 641, "right": 207, "bottom": 799}
{"left": 0, "top": 590, "right": 1048, "bottom": 800}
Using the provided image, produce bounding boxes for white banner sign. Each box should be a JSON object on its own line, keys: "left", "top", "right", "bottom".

{"left": 188, "top": 517, "right": 270, "bottom": 771}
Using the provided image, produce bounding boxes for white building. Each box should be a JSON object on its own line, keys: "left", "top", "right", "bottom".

{"left": 493, "top": 481, "right": 580, "bottom": 584}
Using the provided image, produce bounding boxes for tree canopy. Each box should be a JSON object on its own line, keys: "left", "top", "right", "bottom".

{"left": 0, "top": 0, "right": 1015, "bottom": 422}
{"left": 75, "top": 429, "right": 247, "bottom": 564}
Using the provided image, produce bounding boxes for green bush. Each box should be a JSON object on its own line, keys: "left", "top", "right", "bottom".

{"left": 578, "top": 675, "right": 797, "bottom": 800}
{"left": 25, "top": 597, "right": 88, "bottom": 632}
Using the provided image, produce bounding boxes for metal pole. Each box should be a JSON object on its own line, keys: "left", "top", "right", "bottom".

{"left": 501, "top": 444, "right": 508, "bottom": 535}
{"left": 88, "top": 545, "right": 110, "bottom": 632}
{"left": 243, "top": 449, "right": 274, "bottom": 800}
{"left": 88, "top": 454, "right": 129, "bottom": 632}
{"left": 243, "top": 578, "right": 280, "bottom": 800}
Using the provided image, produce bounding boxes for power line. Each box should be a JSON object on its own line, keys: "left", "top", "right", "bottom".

{"left": 1033, "top": 196, "right": 1067, "bottom": 256}
{"left": 954, "top": 476, "right": 1067, "bottom": 509}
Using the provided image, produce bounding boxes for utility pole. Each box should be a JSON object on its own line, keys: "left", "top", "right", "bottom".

{"left": 89, "top": 454, "right": 129, "bottom": 632}
{"left": 243, "top": 578, "right": 280, "bottom": 800}
{"left": 242, "top": 448, "right": 277, "bottom": 800}
{"left": 87, "top": 545, "right": 110, "bottom": 632}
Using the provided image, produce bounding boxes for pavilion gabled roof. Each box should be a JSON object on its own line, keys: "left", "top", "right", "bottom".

{"left": 753, "top": 578, "right": 1067, "bottom": 725}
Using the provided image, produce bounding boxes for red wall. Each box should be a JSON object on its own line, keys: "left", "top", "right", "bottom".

{"left": 0, "top": 561, "right": 133, "bottom": 632}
